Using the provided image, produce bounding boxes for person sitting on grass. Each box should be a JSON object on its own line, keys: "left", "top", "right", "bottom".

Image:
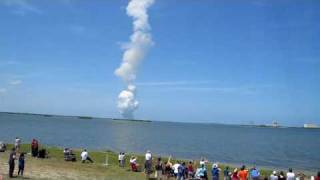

{"left": 0, "top": 142, "right": 6, "bottom": 152}
{"left": 31, "top": 139, "right": 39, "bottom": 157}
{"left": 18, "top": 153, "right": 25, "bottom": 176}
{"left": 81, "top": 149, "right": 93, "bottom": 163}
{"left": 130, "top": 156, "right": 139, "bottom": 172}
{"left": 64, "top": 148, "right": 76, "bottom": 161}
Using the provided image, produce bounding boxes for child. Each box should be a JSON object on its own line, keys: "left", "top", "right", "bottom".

{"left": 18, "top": 153, "right": 25, "bottom": 176}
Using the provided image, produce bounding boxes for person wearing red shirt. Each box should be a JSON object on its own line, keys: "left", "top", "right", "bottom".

{"left": 238, "top": 165, "right": 248, "bottom": 180}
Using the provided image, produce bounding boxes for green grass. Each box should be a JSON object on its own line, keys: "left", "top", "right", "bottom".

{"left": 0, "top": 144, "right": 275, "bottom": 180}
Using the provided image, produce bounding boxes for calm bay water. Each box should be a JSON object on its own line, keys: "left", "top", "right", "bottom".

{"left": 0, "top": 113, "right": 319, "bottom": 172}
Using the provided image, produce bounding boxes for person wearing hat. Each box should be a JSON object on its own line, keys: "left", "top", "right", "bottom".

{"left": 232, "top": 168, "right": 239, "bottom": 180}
{"left": 211, "top": 163, "right": 221, "bottom": 180}
{"left": 270, "top": 171, "right": 279, "bottom": 180}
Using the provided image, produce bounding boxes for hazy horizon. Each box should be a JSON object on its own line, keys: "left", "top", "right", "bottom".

{"left": 0, "top": 0, "right": 319, "bottom": 126}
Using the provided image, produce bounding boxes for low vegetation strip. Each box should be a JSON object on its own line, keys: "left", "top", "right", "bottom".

{"left": 0, "top": 144, "right": 277, "bottom": 180}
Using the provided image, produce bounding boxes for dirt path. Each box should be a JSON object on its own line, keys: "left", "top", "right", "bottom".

{"left": 0, "top": 152, "right": 144, "bottom": 180}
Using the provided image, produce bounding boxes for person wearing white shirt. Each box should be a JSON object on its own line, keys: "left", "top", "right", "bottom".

{"left": 81, "top": 149, "right": 93, "bottom": 163}
{"left": 145, "top": 150, "right": 153, "bottom": 179}
{"left": 15, "top": 137, "right": 21, "bottom": 151}
{"left": 286, "top": 168, "right": 295, "bottom": 180}
{"left": 172, "top": 162, "right": 181, "bottom": 176}
{"left": 118, "top": 152, "right": 125, "bottom": 167}
{"left": 130, "top": 156, "right": 140, "bottom": 172}
{"left": 270, "top": 171, "right": 279, "bottom": 180}
{"left": 145, "top": 150, "right": 152, "bottom": 161}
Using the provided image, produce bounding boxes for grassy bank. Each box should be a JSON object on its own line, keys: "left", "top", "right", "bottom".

{"left": 0, "top": 144, "right": 278, "bottom": 180}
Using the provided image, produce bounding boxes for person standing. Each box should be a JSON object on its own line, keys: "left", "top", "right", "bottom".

{"left": 155, "top": 157, "right": 163, "bottom": 180}
{"left": 286, "top": 168, "right": 295, "bottom": 180}
{"left": 177, "top": 162, "right": 186, "bottom": 180}
{"left": 195, "top": 164, "right": 207, "bottom": 180}
{"left": 224, "top": 166, "right": 231, "bottom": 180}
{"left": 232, "top": 169, "right": 239, "bottom": 180}
{"left": 238, "top": 166, "right": 248, "bottom": 180}
{"left": 270, "top": 171, "right": 279, "bottom": 180}
{"left": 278, "top": 171, "right": 286, "bottom": 180}
{"left": 118, "top": 152, "right": 125, "bottom": 167}
{"left": 211, "top": 163, "right": 221, "bottom": 180}
{"left": 144, "top": 150, "right": 152, "bottom": 179}
{"left": 187, "top": 161, "right": 195, "bottom": 179}
{"left": 250, "top": 166, "right": 260, "bottom": 180}
{"left": 18, "top": 153, "right": 25, "bottom": 176}
{"left": 315, "top": 172, "right": 320, "bottom": 180}
{"left": 14, "top": 137, "right": 21, "bottom": 152}
{"left": 173, "top": 161, "right": 181, "bottom": 178}
{"left": 8, "top": 148, "right": 16, "bottom": 178}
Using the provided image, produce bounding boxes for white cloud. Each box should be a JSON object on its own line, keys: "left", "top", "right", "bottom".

{"left": 9, "top": 80, "right": 22, "bottom": 85}
{"left": 1, "top": 0, "right": 42, "bottom": 15}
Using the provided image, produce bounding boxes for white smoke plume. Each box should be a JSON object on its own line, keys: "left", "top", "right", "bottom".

{"left": 115, "top": 0, "right": 155, "bottom": 119}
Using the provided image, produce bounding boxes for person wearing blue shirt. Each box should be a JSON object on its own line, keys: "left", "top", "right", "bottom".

{"left": 212, "top": 163, "right": 221, "bottom": 180}
{"left": 250, "top": 166, "right": 260, "bottom": 180}
{"left": 177, "top": 162, "right": 186, "bottom": 180}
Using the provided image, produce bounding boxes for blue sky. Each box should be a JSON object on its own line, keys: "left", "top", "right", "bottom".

{"left": 0, "top": 0, "right": 319, "bottom": 126}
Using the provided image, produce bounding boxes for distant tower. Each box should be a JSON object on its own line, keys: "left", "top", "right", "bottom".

{"left": 272, "top": 121, "right": 279, "bottom": 127}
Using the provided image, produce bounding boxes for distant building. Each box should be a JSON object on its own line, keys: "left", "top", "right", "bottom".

{"left": 272, "top": 121, "right": 279, "bottom": 128}
{"left": 304, "top": 124, "right": 319, "bottom": 128}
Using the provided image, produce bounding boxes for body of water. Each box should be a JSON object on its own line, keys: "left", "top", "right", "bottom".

{"left": 0, "top": 112, "right": 319, "bottom": 172}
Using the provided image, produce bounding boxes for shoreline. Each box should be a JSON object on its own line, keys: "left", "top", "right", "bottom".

{"left": 0, "top": 143, "right": 317, "bottom": 180}
{"left": 2, "top": 111, "right": 319, "bottom": 129}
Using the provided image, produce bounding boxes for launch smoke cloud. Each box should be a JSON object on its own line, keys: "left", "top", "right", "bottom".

{"left": 115, "top": 0, "right": 155, "bottom": 118}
